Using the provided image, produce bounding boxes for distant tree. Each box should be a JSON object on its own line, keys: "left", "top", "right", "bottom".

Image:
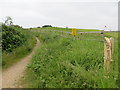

{"left": 37, "top": 26, "right": 40, "bottom": 28}
{"left": 42, "top": 25, "right": 52, "bottom": 28}
{"left": 4, "top": 16, "right": 13, "bottom": 26}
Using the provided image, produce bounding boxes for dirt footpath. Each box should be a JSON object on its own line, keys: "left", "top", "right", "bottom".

{"left": 2, "top": 37, "right": 40, "bottom": 88}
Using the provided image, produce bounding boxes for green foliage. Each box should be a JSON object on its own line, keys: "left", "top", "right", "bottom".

{"left": 2, "top": 24, "right": 36, "bottom": 69}
{"left": 11, "top": 25, "right": 22, "bottom": 28}
{"left": 2, "top": 24, "right": 26, "bottom": 52}
{"left": 24, "top": 31, "right": 118, "bottom": 88}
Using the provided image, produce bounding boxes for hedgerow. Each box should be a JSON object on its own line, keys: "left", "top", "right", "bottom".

{"left": 2, "top": 24, "right": 26, "bottom": 52}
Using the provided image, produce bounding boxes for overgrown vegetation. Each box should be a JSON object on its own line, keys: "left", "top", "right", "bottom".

{"left": 23, "top": 31, "right": 118, "bottom": 88}
{"left": 2, "top": 24, "right": 26, "bottom": 52}
{"left": 2, "top": 24, "right": 36, "bottom": 69}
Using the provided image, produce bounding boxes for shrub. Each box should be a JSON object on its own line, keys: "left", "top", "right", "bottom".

{"left": 42, "top": 25, "right": 52, "bottom": 28}
{"left": 11, "top": 25, "right": 22, "bottom": 28}
{"left": 2, "top": 24, "right": 27, "bottom": 52}
{"left": 37, "top": 27, "right": 40, "bottom": 28}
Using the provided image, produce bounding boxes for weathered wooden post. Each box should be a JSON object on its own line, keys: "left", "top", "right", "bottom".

{"left": 104, "top": 37, "right": 114, "bottom": 73}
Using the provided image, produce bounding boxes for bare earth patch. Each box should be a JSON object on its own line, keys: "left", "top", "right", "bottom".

{"left": 2, "top": 37, "right": 40, "bottom": 88}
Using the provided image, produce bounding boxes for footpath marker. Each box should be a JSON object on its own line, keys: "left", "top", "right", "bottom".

{"left": 104, "top": 37, "right": 114, "bottom": 73}
{"left": 72, "top": 28, "right": 76, "bottom": 40}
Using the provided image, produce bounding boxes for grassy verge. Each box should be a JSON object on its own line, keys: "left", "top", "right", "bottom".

{"left": 31, "top": 27, "right": 100, "bottom": 32}
{"left": 105, "top": 32, "right": 118, "bottom": 40}
{"left": 22, "top": 31, "right": 118, "bottom": 88}
{"left": 2, "top": 29, "right": 36, "bottom": 69}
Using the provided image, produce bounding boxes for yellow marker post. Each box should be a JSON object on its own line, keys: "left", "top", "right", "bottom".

{"left": 72, "top": 28, "right": 76, "bottom": 36}
{"left": 72, "top": 28, "right": 76, "bottom": 40}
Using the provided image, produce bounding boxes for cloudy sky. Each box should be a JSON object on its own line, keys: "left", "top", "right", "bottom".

{"left": 0, "top": 0, "right": 119, "bottom": 31}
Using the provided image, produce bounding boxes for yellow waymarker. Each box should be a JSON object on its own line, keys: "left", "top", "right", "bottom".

{"left": 72, "top": 28, "right": 76, "bottom": 36}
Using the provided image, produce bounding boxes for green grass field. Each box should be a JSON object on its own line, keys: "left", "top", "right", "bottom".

{"left": 22, "top": 30, "right": 118, "bottom": 88}
{"left": 30, "top": 27, "right": 100, "bottom": 32}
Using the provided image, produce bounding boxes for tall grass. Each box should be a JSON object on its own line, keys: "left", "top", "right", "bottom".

{"left": 23, "top": 31, "right": 118, "bottom": 88}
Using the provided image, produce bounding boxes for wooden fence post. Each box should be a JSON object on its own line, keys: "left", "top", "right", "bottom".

{"left": 104, "top": 37, "right": 114, "bottom": 73}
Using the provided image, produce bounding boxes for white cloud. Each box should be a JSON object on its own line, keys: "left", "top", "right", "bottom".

{"left": 0, "top": 1, "right": 118, "bottom": 30}
{"left": 0, "top": 0, "right": 119, "bottom": 3}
